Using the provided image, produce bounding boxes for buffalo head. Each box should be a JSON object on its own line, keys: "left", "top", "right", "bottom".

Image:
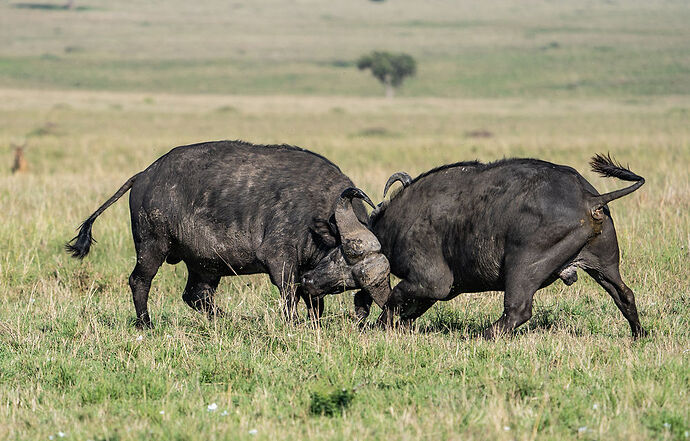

{"left": 302, "top": 188, "right": 391, "bottom": 322}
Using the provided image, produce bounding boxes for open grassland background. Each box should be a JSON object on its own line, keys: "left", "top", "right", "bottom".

{"left": 1, "top": 0, "right": 690, "bottom": 97}
{"left": 0, "top": 0, "right": 689, "bottom": 440}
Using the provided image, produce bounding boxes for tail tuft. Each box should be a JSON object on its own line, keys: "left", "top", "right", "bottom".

{"left": 65, "top": 218, "right": 96, "bottom": 259}
{"left": 590, "top": 153, "right": 643, "bottom": 182}
{"left": 589, "top": 153, "right": 645, "bottom": 207}
{"left": 64, "top": 171, "right": 141, "bottom": 260}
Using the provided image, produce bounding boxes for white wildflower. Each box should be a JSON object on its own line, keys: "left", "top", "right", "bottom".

{"left": 58, "top": 433, "right": 65, "bottom": 438}
{"left": 207, "top": 403, "right": 218, "bottom": 412}
{"left": 136, "top": 335, "right": 143, "bottom": 342}
{"left": 249, "top": 429, "right": 258, "bottom": 435}
{"left": 578, "top": 426, "right": 587, "bottom": 434}
{"left": 159, "top": 410, "right": 165, "bottom": 415}
{"left": 663, "top": 423, "right": 671, "bottom": 429}
{"left": 221, "top": 410, "right": 229, "bottom": 416}
{"left": 503, "top": 426, "right": 511, "bottom": 431}
{"left": 592, "top": 403, "right": 599, "bottom": 410}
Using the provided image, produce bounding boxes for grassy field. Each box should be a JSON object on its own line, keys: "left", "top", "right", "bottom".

{"left": 1, "top": 0, "right": 689, "bottom": 440}
{"left": 1, "top": 0, "right": 689, "bottom": 97}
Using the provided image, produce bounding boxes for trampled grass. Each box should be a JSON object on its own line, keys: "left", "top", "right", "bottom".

{"left": 1, "top": 0, "right": 689, "bottom": 439}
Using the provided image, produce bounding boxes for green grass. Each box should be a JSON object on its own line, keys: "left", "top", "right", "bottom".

{"left": 2, "top": 45, "right": 689, "bottom": 97}
{"left": 1, "top": 0, "right": 689, "bottom": 439}
{"left": 0, "top": 90, "right": 688, "bottom": 440}
{"left": 0, "top": 0, "right": 689, "bottom": 97}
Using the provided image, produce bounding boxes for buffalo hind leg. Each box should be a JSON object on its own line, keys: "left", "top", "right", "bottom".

{"left": 482, "top": 274, "right": 539, "bottom": 339}
{"left": 129, "top": 249, "right": 166, "bottom": 329}
{"left": 586, "top": 268, "right": 646, "bottom": 338}
{"left": 581, "top": 217, "right": 646, "bottom": 338}
{"left": 182, "top": 270, "right": 223, "bottom": 320}
{"left": 484, "top": 229, "right": 590, "bottom": 339}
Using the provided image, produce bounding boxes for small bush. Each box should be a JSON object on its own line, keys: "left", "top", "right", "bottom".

{"left": 354, "top": 127, "right": 398, "bottom": 138}
{"left": 309, "top": 386, "right": 355, "bottom": 417}
{"left": 215, "top": 105, "right": 238, "bottom": 113}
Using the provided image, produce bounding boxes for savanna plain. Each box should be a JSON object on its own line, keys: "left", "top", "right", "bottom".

{"left": 0, "top": 1, "right": 688, "bottom": 440}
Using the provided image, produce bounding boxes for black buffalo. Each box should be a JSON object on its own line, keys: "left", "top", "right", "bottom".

{"left": 355, "top": 154, "right": 646, "bottom": 338}
{"left": 66, "top": 140, "right": 389, "bottom": 328}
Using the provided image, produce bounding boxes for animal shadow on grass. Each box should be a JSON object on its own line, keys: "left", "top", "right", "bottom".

{"left": 417, "top": 313, "right": 492, "bottom": 339}
{"left": 516, "top": 307, "right": 579, "bottom": 336}
{"left": 406, "top": 304, "right": 602, "bottom": 339}
{"left": 355, "top": 309, "right": 490, "bottom": 339}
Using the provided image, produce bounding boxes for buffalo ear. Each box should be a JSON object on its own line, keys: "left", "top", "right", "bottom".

{"left": 310, "top": 217, "right": 338, "bottom": 248}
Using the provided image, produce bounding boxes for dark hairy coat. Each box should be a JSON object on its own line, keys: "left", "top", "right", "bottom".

{"left": 66, "top": 140, "right": 376, "bottom": 328}
{"left": 364, "top": 154, "right": 646, "bottom": 338}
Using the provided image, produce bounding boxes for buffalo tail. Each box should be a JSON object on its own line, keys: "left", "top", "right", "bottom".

{"left": 589, "top": 153, "right": 645, "bottom": 208}
{"left": 65, "top": 172, "right": 142, "bottom": 259}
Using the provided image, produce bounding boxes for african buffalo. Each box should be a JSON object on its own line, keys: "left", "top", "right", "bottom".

{"left": 66, "top": 140, "right": 389, "bottom": 328}
{"left": 353, "top": 154, "right": 647, "bottom": 338}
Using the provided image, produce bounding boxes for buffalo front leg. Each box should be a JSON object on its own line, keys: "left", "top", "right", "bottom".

{"left": 354, "top": 290, "right": 373, "bottom": 325}
{"left": 376, "top": 275, "right": 448, "bottom": 328}
{"left": 398, "top": 298, "right": 437, "bottom": 328}
{"left": 375, "top": 256, "right": 451, "bottom": 328}
{"left": 182, "top": 269, "right": 223, "bottom": 320}
{"left": 376, "top": 281, "right": 412, "bottom": 328}
{"left": 302, "top": 290, "right": 325, "bottom": 324}
{"left": 266, "top": 260, "right": 300, "bottom": 322}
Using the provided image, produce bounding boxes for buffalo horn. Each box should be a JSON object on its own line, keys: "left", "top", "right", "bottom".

{"left": 334, "top": 187, "right": 380, "bottom": 264}
{"left": 382, "top": 172, "right": 412, "bottom": 198}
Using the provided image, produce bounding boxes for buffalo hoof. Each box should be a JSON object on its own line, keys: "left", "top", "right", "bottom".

{"left": 207, "top": 307, "right": 226, "bottom": 320}
{"left": 481, "top": 325, "right": 511, "bottom": 340}
{"left": 135, "top": 317, "right": 153, "bottom": 330}
{"left": 632, "top": 327, "right": 649, "bottom": 340}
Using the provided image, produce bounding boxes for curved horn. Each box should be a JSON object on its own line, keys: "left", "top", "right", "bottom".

{"left": 334, "top": 188, "right": 392, "bottom": 311}
{"left": 382, "top": 172, "right": 412, "bottom": 199}
{"left": 334, "top": 187, "right": 381, "bottom": 264}
{"left": 340, "top": 187, "right": 376, "bottom": 210}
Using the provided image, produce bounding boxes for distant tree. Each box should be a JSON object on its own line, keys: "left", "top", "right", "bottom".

{"left": 357, "top": 51, "right": 416, "bottom": 98}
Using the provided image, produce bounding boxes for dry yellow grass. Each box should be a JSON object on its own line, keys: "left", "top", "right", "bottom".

{"left": 0, "top": 87, "right": 688, "bottom": 440}
{"left": 0, "top": 0, "right": 688, "bottom": 438}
